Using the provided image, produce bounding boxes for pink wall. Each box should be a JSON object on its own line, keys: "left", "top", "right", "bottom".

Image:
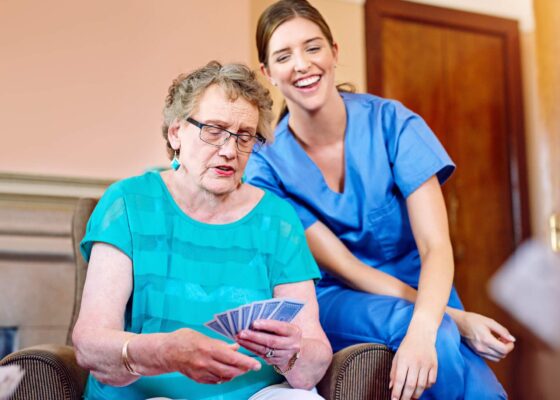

{"left": 0, "top": 0, "right": 251, "bottom": 179}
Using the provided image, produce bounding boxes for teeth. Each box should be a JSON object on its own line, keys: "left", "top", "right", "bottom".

{"left": 294, "top": 76, "right": 320, "bottom": 88}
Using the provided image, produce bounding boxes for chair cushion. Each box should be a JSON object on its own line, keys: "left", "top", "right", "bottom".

{"left": 317, "top": 343, "right": 393, "bottom": 399}
{"left": 0, "top": 344, "right": 87, "bottom": 400}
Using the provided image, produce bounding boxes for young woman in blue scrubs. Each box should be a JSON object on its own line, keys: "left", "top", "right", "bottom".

{"left": 245, "top": 1, "right": 516, "bottom": 399}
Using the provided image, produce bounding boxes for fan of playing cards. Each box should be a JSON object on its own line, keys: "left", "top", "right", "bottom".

{"left": 204, "top": 298, "right": 305, "bottom": 340}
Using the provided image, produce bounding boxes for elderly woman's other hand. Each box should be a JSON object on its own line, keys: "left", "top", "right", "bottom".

{"left": 166, "top": 329, "right": 261, "bottom": 384}
{"left": 233, "top": 281, "right": 332, "bottom": 390}
{"left": 236, "top": 319, "right": 302, "bottom": 369}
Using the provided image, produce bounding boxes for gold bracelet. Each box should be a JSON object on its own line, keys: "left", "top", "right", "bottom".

{"left": 273, "top": 351, "right": 300, "bottom": 375}
{"left": 121, "top": 337, "right": 141, "bottom": 376}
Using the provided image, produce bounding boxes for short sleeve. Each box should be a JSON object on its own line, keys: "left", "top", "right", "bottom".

{"left": 387, "top": 105, "right": 455, "bottom": 198}
{"left": 268, "top": 202, "right": 321, "bottom": 287}
{"left": 246, "top": 152, "right": 318, "bottom": 229}
{"left": 80, "top": 183, "right": 133, "bottom": 262}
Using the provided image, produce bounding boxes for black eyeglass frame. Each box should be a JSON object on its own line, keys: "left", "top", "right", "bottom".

{"left": 186, "top": 117, "right": 266, "bottom": 154}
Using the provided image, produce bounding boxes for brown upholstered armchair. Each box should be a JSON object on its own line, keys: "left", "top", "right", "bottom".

{"left": 0, "top": 198, "right": 393, "bottom": 399}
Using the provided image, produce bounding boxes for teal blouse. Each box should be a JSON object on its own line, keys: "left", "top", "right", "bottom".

{"left": 80, "top": 171, "right": 320, "bottom": 400}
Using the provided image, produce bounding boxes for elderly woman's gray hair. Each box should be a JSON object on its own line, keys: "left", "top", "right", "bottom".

{"left": 162, "top": 61, "right": 274, "bottom": 158}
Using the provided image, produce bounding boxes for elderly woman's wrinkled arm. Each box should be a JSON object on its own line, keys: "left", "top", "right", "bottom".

{"left": 236, "top": 280, "right": 332, "bottom": 390}
{"left": 72, "top": 242, "right": 260, "bottom": 386}
{"left": 275, "top": 280, "right": 332, "bottom": 389}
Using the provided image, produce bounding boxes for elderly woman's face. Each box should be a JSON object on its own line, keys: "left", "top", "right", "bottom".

{"left": 175, "top": 84, "right": 259, "bottom": 196}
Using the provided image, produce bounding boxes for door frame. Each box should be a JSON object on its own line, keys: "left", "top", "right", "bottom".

{"left": 364, "top": 0, "right": 531, "bottom": 244}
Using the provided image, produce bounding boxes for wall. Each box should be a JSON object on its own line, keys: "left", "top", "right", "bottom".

{"left": 408, "top": 0, "right": 534, "bottom": 30}
{"left": 533, "top": 0, "right": 560, "bottom": 224}
{"left": 0, "top": 0, "right": 252, "bottom": 180}
{"left": 0, "top": 0, "right": 371, "bottom": 182}
{"left": 524, "top": 1, "right": 560, "bottom": 397}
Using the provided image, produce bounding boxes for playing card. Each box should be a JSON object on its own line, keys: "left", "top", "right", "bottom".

{"left": 268, "top": 299, "right": 305, "bottom": 322}
{"left": 204, "top": 319, "right": 231, "bottom": 339}
{"left": 240, "top": 304, "right": 252, "bottom": 330}
{"left": 228, "top": 308, "right": 242, "bottom": 335}
{"left": 215, "top": 312, "right": 235, "bottom": 339}
{"left": 247, "top": 301, "right": 264, "bottom": 329}
{"left": 258, "top": 299, "right": 282, "bottom": 319}
{"left": 204, "top": 298, "right": 307, "bottom": 338}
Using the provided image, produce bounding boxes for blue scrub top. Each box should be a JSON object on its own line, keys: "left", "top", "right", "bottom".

{"left": 246, "top": 93, "right": 462, "bottom": 307}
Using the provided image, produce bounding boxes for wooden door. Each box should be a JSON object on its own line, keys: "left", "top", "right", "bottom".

{"left": 365, "top": 0, "right": 530, "bottom": 397}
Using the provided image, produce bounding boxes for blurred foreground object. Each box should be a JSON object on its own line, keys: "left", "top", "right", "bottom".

{"left": 0, "top": 365, "right": 24, "bottom": 400}
{"left": 490, "top": 238, "right": 560, "bottom": 348}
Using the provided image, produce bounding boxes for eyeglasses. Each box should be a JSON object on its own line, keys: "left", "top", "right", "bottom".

{"left": 186, "top": 117, "right": 266, "bottom": 154}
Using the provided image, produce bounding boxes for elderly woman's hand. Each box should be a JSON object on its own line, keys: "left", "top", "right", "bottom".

{"left": 165, "top": 328, "right": 261, "bottom": 384}
{"left": 235, "top": 319, "right": 302, "bottom": 370}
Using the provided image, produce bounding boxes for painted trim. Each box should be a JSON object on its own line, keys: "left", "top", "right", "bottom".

{"left": 0, "top": 235, "right": 73, "bottom": 259}
{"left": 336, "top": 0, "right": 365, "bottom": 4}
{"left": 405, "top": 0, "right": 535, "bottom": 31}
{"left": 0, "top": 173, "right": 111, "bottom": 199}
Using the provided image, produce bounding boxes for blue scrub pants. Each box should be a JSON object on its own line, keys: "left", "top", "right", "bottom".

{"left": 316, "top": 285, "right": 506, "bottom": 399}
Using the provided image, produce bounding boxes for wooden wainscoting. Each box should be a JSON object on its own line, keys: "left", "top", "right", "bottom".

{"left": 0, "top": 173, "right": 110, "bottom": 349}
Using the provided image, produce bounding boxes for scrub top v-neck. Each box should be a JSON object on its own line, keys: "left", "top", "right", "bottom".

{"left": 245, "top": 92, "right": 458, "bottom": 304}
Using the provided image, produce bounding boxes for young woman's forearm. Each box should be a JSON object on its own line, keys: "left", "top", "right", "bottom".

{"left": 408, "top": 242, "right": 454, "bottom": 335}
{"left": 305, "top": 222, "right": 417, "bottom": 300}
{"left": 306, "top": 220, "right": 455, "bottom": 333}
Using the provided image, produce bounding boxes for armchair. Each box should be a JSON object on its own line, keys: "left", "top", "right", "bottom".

{"left": 1, "top": 198, "right": 393, "bottom": 399}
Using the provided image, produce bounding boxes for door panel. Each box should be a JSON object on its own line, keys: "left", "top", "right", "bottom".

{"left": 443, "top": 28, "right": 515, "bottom": 313}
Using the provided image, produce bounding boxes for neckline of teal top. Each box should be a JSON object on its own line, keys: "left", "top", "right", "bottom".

{"left": 153, "top": 171, "right": 269, "bottom": 230}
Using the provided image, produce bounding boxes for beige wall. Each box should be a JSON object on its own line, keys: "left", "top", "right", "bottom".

{"left": 0, "top": 0, "right": 359, "bottom": 182}
{"left": 0, "top": 0, "right": 365, "bottom": 180}
{"left": 0, "top": 0, "right": 252, "bottom": 180}
{"left": 534, "top": 0, "right": 560, "bottom": 223}
{"left": 524, "top": 1, "right": 560, "bottom": 397}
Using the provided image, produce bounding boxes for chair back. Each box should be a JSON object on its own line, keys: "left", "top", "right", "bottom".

{"left": 66, "top": 198, "right": 98, "bottom": 345}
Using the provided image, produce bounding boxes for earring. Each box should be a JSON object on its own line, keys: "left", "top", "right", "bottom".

{"left": 171, "top": 150, "right": 181, "bottom": 171}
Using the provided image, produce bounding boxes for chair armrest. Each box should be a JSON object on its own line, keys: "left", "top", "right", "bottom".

{"left": 317, "top": 343, "right": 394, "bottom": 400}
{"left": 0, "top": 344, "right": 88, "bottom": 400}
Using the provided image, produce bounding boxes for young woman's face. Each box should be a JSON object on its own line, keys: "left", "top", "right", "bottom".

{"left": 263, "top": 17, "right": 338, "bottom": 114}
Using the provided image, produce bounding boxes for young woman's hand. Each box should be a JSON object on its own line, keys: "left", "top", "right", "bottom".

{"left": 389, "top": 327, "right": 438, "bottom": 400}
{"left": 451, "top": 310, "right": 515, "bottom": 362}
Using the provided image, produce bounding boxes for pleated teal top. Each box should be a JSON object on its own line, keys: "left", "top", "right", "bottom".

{"left": 80, "top": 171, "right": 320, "bottom": 400}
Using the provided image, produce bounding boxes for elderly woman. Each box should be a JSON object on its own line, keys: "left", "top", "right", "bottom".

{"left": 72, "top": 61, "right": 332, "bottom": 400}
